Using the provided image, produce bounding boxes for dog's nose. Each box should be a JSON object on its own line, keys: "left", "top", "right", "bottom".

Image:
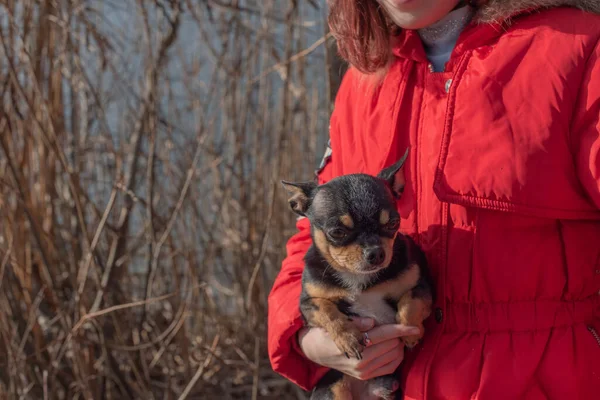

{"left": 364, "top": 247, "right": 385, "bottom": 266}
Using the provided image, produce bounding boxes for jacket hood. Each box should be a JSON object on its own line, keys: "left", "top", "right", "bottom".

{"left": 477, "top": 0, "right": 600, "bottom": 22}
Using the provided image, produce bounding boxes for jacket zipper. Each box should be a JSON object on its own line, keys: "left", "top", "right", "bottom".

{"left": 588, "top": 326, "right": 600, "bottom": 347}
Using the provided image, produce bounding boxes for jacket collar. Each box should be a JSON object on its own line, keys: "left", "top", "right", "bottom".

{"left": 391, "top": 18, "right": 503, "bottom": 67}
{"left": 391, "top": 0, "right": 600, "bottom": 66}
{"left": 476, "top": 0, "right": 600, "bottom": 23}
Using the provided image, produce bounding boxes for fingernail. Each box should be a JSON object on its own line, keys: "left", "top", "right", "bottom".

{"left": 408, "top": 327, "right": 420, "bottom": 335}
{"left": 360, "top": 318, "right": 374, "bottom": 329}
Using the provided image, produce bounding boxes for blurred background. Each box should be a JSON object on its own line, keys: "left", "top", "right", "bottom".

{"left": 0, "top": 0, "right": 347, "bottom": 398}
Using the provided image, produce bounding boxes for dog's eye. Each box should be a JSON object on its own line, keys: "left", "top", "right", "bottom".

{"left": 385, "top": 218, "right": 400, "bottom": 231}
{"left": 329, "top": 228, "right": 347, "bottom": 240}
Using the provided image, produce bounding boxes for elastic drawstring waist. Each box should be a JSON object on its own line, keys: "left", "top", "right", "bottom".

{"left": 443, "top": 296, "right": 599, "bottom": 333}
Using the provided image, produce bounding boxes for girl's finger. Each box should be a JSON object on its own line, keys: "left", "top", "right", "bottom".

{"left": 349, "top": 317, "right": 375, "bottom": 331}
{"left": 322, "top": 317, "right": 374, "bottom": 337}
{"left": 357, "top": 337, "right": 402, "bottom": 365}
{"left": 360, "top": 341, "right": 404, "bottom": 373}
{"left": 360, "top": 353, "right": 404, "bottom": 381}
{"left": 365, "top": 324, "right": 420, "bottom": 345}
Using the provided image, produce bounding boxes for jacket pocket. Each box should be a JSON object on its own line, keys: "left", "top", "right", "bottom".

{"left": 432, "top": 133, "right": 600, "bottom": 220}
{"left": 435, "top": 61, "right": 600, "bottom": 221}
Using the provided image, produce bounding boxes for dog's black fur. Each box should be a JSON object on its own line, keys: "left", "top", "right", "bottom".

{"left": 282, "top": 150, "right": 434, "bottom": 400}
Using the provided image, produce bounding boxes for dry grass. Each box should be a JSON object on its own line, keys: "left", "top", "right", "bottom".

{"left": 0, "top": 0, "right": 346, "bottom": 398}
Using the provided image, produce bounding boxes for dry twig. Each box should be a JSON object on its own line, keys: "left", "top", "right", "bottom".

{"left": 0, "top": 0, "right": 342, "bottom": 398}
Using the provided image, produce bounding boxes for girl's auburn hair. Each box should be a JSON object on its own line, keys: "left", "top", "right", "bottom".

{"left": 327, "top": 0, "right": 395, "bottom": 75}
{"left": 328, "top": 1, "right": 487, "bottom": 75}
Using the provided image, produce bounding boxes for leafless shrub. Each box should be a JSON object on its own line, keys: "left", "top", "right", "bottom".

{"left": 0, "top": 0, "right": 345, "bottom": 398}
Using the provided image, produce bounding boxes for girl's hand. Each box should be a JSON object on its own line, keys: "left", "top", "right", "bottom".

{"left": 297, "top": 318, "right": 420, "bottom": 381}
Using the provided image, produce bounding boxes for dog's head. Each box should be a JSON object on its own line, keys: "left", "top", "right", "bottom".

{"left": 282, "top": 149, "right": 408, "bottom": 275}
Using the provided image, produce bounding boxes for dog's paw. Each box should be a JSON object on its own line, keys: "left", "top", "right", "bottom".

{"left": 396, "top": 291, "right": 428, "bottom": 350}
{"left": 401, "top": 332, "right": 422, "bottom": 349}
{"left": 398, "top": 322, "right": 424, "bottom": 349}
{"left": 369, "top": 375, "right": 401, "bottom": 400}
{"left": 332, "top": 326, "right": 366, "bottom": 359}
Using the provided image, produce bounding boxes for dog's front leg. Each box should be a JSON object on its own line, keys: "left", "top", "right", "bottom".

{"left": 300, "top": 283, "right": 366, "bottom": 359}
{"left": 395, "top": 279, "right": 432, "bottom": 349}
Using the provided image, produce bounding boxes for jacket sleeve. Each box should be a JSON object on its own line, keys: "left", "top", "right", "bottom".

{"left": 266, "top": 215, "right": 330, "bottom": 391}
{"left": 573, "top": 39, "right": 600, "bottom": 209}
{"left": 267, "top": 70, "right": 353, "bottom": 391}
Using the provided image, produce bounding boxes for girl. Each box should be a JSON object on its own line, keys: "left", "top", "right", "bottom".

{"left": 268, "top": 1, "right": 600, "bottom": 398}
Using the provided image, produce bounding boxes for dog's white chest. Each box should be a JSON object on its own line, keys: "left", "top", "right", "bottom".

{"left": 339, "top": 264, "right": 420, "bottom": 326}
{"left": 348, "top": 291, "right": 397, "bottom": 326}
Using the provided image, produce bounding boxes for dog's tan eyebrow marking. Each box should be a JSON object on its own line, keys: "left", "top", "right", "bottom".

{"left": 339, "top": 214, "right": 354, "bottom": 229}
{"left": 379, "top": 209, "right": 390, "bottom": 225}
{"left": 313, "top": 229, "right": 342, "bottom": 271}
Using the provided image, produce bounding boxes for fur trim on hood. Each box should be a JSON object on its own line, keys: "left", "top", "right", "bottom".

{"left": 476, "top": 0, "right": 600, "bottom": 22}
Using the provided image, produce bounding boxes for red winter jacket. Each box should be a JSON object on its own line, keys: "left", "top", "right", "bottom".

{"left": 268, "top": 3, "right": 600, "bottom": 399}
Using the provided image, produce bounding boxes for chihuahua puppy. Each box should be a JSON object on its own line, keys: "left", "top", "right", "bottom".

{"left": 281, "top": 150, "right": 433, "bottom": 400}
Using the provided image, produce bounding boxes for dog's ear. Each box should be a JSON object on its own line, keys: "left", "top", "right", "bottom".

{"left": 377, "top": 147, "right": 409, "bottom": 198}
{"left": 281, "top": 180, "right": 317, "bottom": 216}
